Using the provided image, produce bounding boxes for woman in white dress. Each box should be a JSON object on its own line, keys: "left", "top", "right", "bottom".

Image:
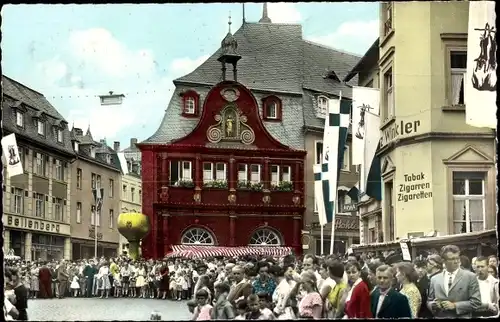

{"left": 98, "top": 262, "right": 112, "bottom": 298}
{"left": 30, "top": 264, "right": 40, "bottom": 299}
{"left": 136, "top": 264, "right": 147, "bottom": 298}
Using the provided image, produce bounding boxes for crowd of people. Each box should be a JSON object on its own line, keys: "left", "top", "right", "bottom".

{"left": 3, "top": 246, "right": 499, "bottom": 320}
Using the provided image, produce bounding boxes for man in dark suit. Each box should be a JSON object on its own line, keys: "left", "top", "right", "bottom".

{"left": 414, "top": 258, "right": 431, "bottom": 318}
{"left": 370, "top": 264, "right": 412, "bottom": 318}
{"left": 227, "top": 265, "right": 253, "bottom": 305}
{"left": 427, "top": 245, "right": 481, "bottom": 318}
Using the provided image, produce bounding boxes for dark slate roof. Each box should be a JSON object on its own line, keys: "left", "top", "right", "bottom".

{"left": 145, "top": 22, "right": 361, "bottom": 147}
{"left": 71, "top": 127, "right": 121, "bottom": 172}
{"left": 344, "top": 38, "right": 380, "bottom": 82}
{"left": 176, "top": 23, "right": 304, "bottom": 94}
{"left": 1, "top": 75, "right": 75, "bottom": 156}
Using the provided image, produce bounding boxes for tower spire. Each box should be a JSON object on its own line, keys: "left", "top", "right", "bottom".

{"left": 259, "top": 3, "right": 272, "bottom": 23}
{"left": 242, "top": 3, "right": 246, "bottom": 24}
{"left": 228, "top": 11, "right": 232, "bottom": 33}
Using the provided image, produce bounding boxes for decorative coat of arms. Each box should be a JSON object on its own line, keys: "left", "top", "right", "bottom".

{"left": 355, "top": 103, "right": 374, "bottom": 140}
{"left": 206, "top": 103, "right": 255, "bottom": 145}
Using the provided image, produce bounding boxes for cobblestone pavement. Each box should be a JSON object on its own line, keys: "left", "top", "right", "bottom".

{"left": 27, "top": 297, "right": 192, "bottom": 321}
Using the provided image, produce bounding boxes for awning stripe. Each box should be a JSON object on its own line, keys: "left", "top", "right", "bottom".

{"left": 165, "top": 245, "right": 292, "bottom": 259}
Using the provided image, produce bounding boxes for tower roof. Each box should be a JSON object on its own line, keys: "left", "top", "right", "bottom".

{"left": 259, "top": 3, "right": 272, "bottom": 23}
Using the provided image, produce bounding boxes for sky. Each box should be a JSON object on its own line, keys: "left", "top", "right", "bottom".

{"left": 1, "top": 3, "right": 379, "bottom": 148}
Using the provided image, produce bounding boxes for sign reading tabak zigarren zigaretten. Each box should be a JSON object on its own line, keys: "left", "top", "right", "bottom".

{"left": 397, "top": 172, "right": 433, "bottom": 203}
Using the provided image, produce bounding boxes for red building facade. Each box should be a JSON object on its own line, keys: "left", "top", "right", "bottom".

{"left": 139, "top": 81, "right": 306, "bottom": 259}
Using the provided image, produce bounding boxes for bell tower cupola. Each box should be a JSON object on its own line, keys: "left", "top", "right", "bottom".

{"left": 217, "top": 13, "right": 242, "bottom": 81}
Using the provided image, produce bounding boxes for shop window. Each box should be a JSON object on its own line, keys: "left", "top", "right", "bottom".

{"left": 452, "top": 172, "right": 485, "bottom": 233}
{"left": 181, "top": 90, "right": 200, "bottom": 117}
{"left": 262, "top": 96, "right": 282, "bottom": 121}
{"left": 77, "top": 168, "right": 82, "bottom": 189}
{"left": 250, "top": 164, "right": 261, "bottom": 184}
{"left": 76, "top": 202, "right": 82, "bottom": 223}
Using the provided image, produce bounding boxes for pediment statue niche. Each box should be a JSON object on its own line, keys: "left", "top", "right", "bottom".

{"left": 207, "top": 103, "right": 255, "bottom": 145}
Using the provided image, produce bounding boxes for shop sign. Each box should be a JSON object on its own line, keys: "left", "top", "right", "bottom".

{"left": 381, "top": 120, "right": 422, "bottom": 147}
{"left": 341, "top": 203, "right": 358, "bottom": 212}
{"left": 397, "top": 172, "right": 433, "bottom": 203}
{"left": 5, "top": 215, "right": 70, "bottom": 235}
{"left": 311, "top": 217, "right": 359, "bottom": 231}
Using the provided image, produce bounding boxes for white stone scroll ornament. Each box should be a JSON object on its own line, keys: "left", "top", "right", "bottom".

{"left": 207, "top": 103, "right": 255, "bottom": 145}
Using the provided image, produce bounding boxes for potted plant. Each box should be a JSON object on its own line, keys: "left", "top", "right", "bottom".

{"left": 237, "top": 180, "right": 252, "bottom": 189}
{"left": 204, "top": 180, "right": 228, "bottom": 189}
{"left": 177, "top": 180, "right": 195, "bottom": 188}
{"left": 250, "top": 182, "right": 264, "bottom": 191}
{"left": 274, "top": 181, "right": 293, "bottom": 192}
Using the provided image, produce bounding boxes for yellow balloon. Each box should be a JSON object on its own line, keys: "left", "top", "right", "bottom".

{"left": 117, "top": 212, "right": 150, "bottom": 260}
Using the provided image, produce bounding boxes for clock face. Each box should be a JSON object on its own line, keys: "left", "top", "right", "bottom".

{"left": 221, "top": 88, "right": 239, "bottom": 102}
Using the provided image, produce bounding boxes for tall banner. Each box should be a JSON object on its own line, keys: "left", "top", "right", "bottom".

{"left": 359, "top": 89, "right": 381, "bottom": 195}
{"left": 117, "top": 152, "right": 129, "bottom": 175}
{"left": 465, "top": 1, "right": 496, "bottom": 129}
{"left": 1, "top": 133, "right": 24, "bottom": 178}
{"left": 351, "top": 86, "right": 380, "bottom": 166}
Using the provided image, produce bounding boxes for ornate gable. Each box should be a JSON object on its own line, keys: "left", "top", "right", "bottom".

{"left": 206, "top": 103, "right": 255, "bottom": 145}
{"left": 443, "top": 145, "right": 494, "bottom": 164}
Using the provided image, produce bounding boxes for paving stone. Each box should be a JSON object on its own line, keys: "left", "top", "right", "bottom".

{"left": 27, "top": 297, "right": 192, "bottom": 321}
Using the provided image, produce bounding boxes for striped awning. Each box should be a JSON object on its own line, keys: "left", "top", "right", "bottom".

{"left": 165, "top": 245, "right": 292, "bottom": 259}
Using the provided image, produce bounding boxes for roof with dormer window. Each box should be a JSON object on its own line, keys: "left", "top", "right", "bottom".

{"left": 1, "top": 75, "right": 75, "bottom": 156}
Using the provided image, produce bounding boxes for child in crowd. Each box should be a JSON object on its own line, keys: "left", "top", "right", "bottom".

{"left": 257, "top": 292, "right": 276, "bottom": 320}
{"left": 245, "top": 294, "right": 266, "bottom": 320}
{"left": 129, "top": 275, "right": 137, "bottom": 298}
{"left": 70, "top": 274, "right": 80, "bottom": 297}
{"left": 193, "top": 289, "right": 213, "bottom": 321}
{"left": 113, "top": 273, "right": 122, "bottom": 298}
{"left": 234, "top": 299, "right": 248, "bottom": 320}
{"left": 176, "top": 271, "right": 186, "bottom": 301}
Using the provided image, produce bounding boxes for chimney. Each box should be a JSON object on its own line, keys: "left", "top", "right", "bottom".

{"left": 130, "top": 138, "right": 138, "bottom": 148}
{"left": 114, "top": 141, "right": 120, "bottom": 152}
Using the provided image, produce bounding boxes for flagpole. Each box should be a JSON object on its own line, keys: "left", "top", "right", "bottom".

{"left": 93, "top": 188, "right": 98, "bottom": 259}
{"left": 320, "top": 225, "right": 324, "bottom": 255}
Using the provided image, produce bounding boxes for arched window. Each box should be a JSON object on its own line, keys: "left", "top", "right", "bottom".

{"left": 262, "top": 96, "right": 282, "bottom": 121}
{"left": 249, "top": 228, "right": 282, "bottom": 246}
{"left": 181, "top": 90, "right": 200, "bottom": 117}
{"left": 181, "top": 227, "right": 215, "bottom": 245}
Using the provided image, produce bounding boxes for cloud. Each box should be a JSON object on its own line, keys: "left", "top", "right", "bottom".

{"left": 30, "top": 28, "right": 210, "bottom": 141}
{"left": 169, "top": 55, "right": 210, "bottom": 78}
{"left": 268, "top": 3, "right": 302, "bottom": 23}
{"left": 307, "top": 20, "right": 379, "bottom": 55}
{"left": 67, "top": 28, "right": 157, "bottom": 79}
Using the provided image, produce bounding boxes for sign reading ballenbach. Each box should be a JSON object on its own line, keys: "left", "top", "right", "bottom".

{"left": 5, "top": 215, "right": 71, "bottom": 235}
